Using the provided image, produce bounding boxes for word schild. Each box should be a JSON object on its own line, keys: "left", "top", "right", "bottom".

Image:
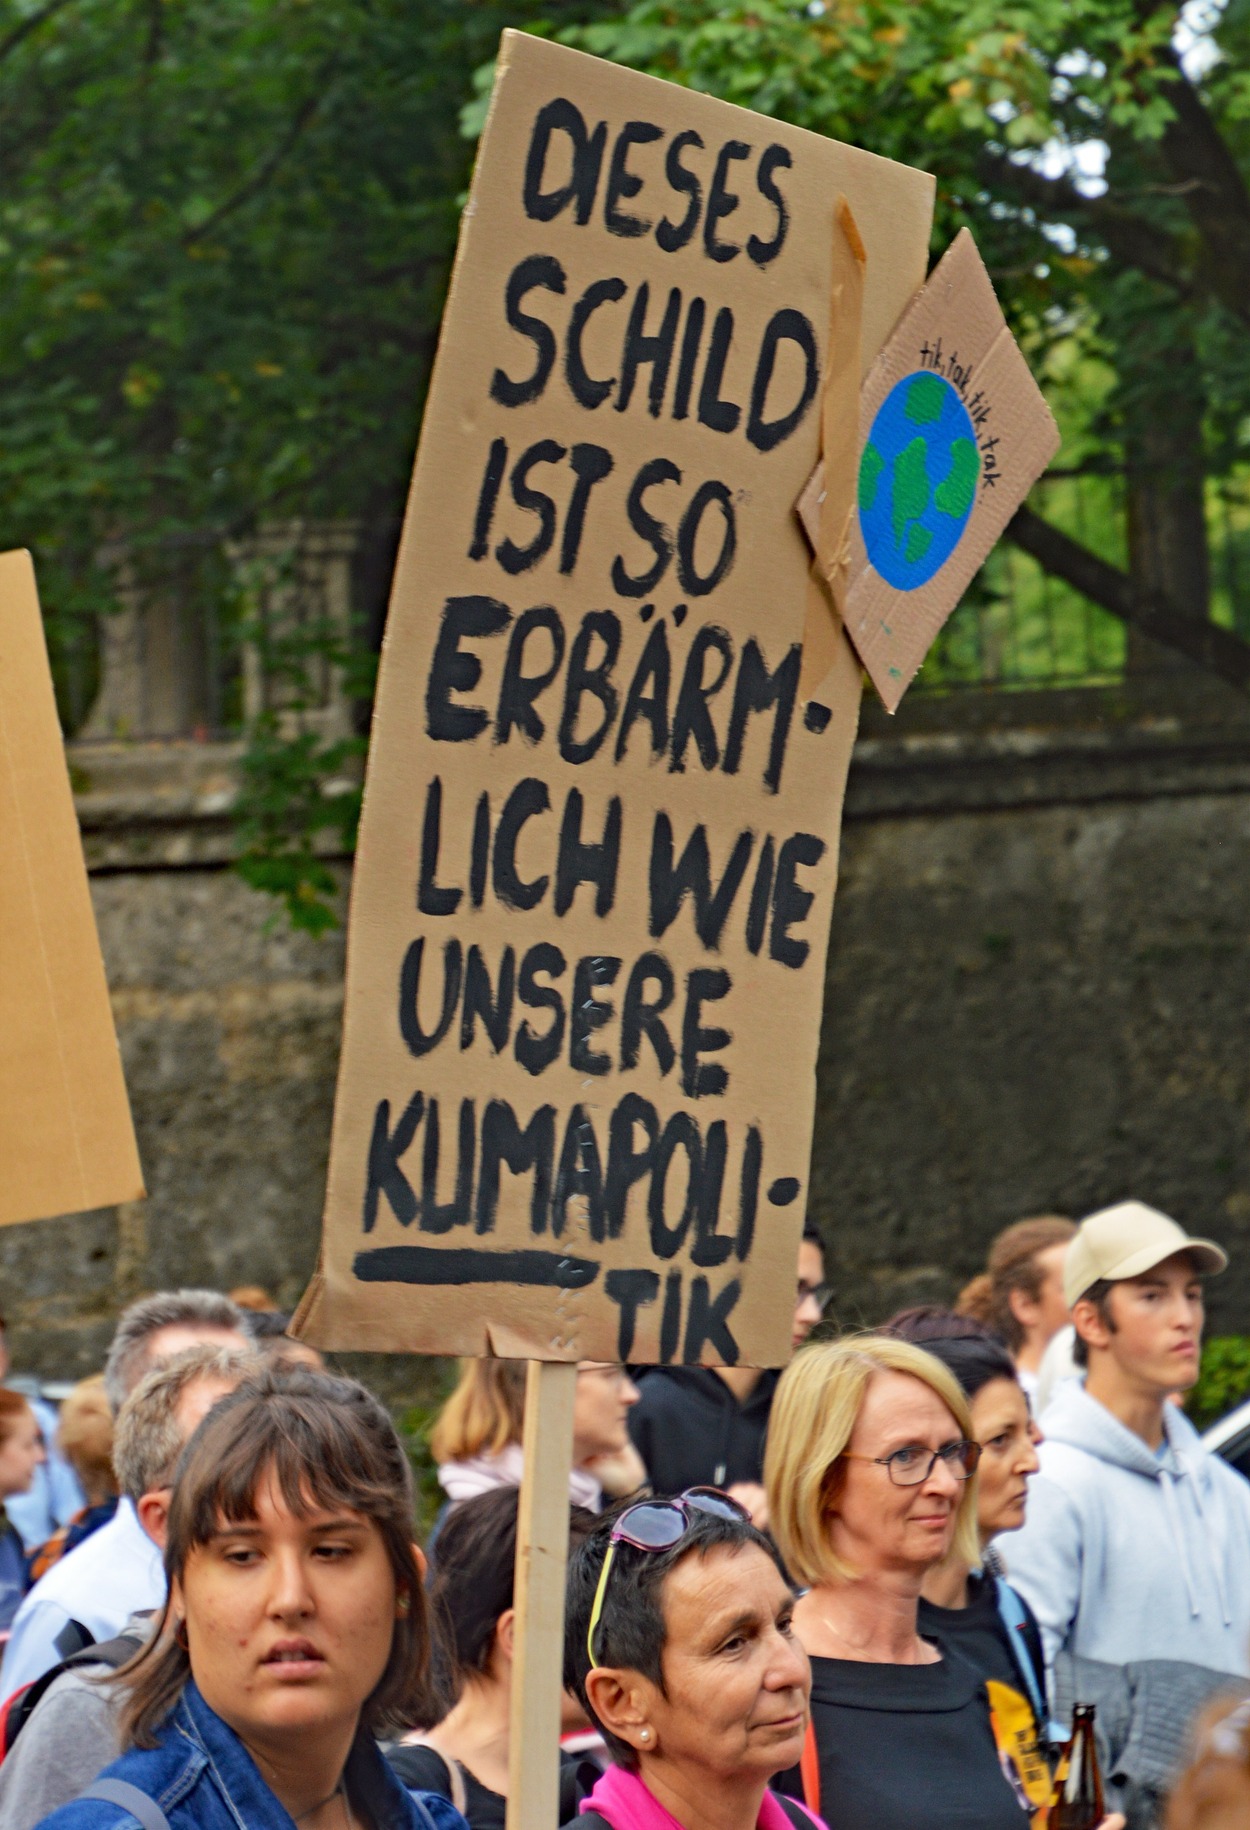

{"left": 296, "top": 32, "right": 934, "bottom": 1366}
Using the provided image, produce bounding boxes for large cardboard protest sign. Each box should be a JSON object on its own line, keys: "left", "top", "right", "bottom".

{"left": 296, "top": 31, "right": 935, "bottom": 1367}
{"left": 0, "top": 549, "right": 144, "bottom": 1226}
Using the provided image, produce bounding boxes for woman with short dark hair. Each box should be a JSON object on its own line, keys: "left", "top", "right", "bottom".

{"left": 562, "top": 1493, "right": 819, "bottom": 1830}
{"left": 32, "top": 1365, "right": 465, "bottom": 1830}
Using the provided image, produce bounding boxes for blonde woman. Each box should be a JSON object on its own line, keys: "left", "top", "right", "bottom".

{"left": 431, "top": 1360, "right": 642, "bottom": 1515}
{"left": 766, "top": 1336, "right": 1050, "bottom": 1830}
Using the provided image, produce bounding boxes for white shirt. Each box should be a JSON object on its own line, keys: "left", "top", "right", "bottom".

{"left": 0, "top": 1499, "right": 163, "bottom": 1703}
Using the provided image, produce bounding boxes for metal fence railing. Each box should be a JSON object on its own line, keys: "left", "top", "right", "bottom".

{"left": 916, "top": 465, "right": 1250, "bottom": 694}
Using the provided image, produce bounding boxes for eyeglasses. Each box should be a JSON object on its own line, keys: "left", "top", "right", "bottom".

{"left": 586, "top": 1488, "right": 751, "bottom": 1668}
{"left": 842, "top": 1439, "right": 981, "bottom": 1487}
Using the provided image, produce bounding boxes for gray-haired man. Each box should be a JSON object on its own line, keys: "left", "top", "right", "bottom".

{"left": 0, "top": 1290, "right": 247, "bottom": 1703}
{"left": 0, "top": 1344, "right": 255, "bottom": 1830}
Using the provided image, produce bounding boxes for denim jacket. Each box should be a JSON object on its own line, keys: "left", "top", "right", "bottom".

{"left": 34, "top": 1679, "right": 467, "bottom": 1830}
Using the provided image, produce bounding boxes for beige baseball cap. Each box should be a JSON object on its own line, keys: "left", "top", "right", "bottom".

{"left": 1065, "top": 1200, "right": 1228, "bottom": 1306}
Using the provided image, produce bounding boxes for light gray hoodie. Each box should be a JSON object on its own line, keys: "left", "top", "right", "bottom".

{"left": 1002, "top": 1379, "right": 1250, "bottom": 1679}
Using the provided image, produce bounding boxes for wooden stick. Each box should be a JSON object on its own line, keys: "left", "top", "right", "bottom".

{"left": 507, "top": 1359, "right": 578, "bottom": 1830}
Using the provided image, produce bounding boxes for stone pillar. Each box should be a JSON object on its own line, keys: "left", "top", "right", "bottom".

{"left": 229, "top": 521, "right": 360, "bottom": 742}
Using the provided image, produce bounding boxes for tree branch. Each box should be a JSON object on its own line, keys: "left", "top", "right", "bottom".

{"left": 977, "top": 148, "right": 1198, "bottom": 305}
{"left": 1008, "top": 505, "right": 1250, "bottom": 694}
{"left": 1155, "top": 50, "right": 1250, "bottom": 327}
{"left": 0, "top": 0, "right": 77, "bottom": 68}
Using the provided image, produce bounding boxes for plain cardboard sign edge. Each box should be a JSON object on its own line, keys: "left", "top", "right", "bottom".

{"left": 0, "top": 548, "right": 144, "bottom": 1227}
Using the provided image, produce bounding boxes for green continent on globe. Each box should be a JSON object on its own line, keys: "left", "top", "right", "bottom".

{"left": 904, "top": 372, "right": 947, "bottom": 425}
{"left": 934, "top": 436, "right": 980, "bottom": 519}
{"left": 904, "top": 523, "right": 932, "bottom": 564}
{"left": 891, "top": 436, "right": 932, "bottom": 544}
{"left": 859, "top": 441, "right": 884, "bottom": 512}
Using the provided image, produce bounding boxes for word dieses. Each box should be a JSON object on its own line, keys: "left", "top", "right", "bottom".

{"left": 492, "top": 256, "right": 818, "bottom": 454}
{"left": 426, "top": 595, "right": 802, "bottom": 793}
{"left": 524, "top": 98, "right": 794, "bottom": 267}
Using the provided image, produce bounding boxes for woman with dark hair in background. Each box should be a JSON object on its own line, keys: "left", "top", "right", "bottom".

{"left": 957, "top": 1217, "right": 1076, "bottom": 1404}
{"left": 562, "top": 1492, "right": 818, "bottom": 1830}
{"left": 388, "top": 1486, "right": 596, "bottom": 1830}
{"left": 884, "top": 1309, "right": 1050, "bottom": 1763}
{"left": 32, "top": 1365, "right": 465, "bottom": 1830}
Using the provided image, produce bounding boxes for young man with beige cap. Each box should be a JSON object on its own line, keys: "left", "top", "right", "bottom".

{"left": 1005, "top": 1200, "right": 1250, "bottom": 1695}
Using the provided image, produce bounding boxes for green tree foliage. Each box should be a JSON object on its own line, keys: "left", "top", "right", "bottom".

{"left": 0, "top": 0, "right": 615, "bottom": 928}
{"left": 559, "top": 0, "right": 1250, "bottom": 672}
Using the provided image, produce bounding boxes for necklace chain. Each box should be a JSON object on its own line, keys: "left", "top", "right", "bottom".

{"left": 296, "top": 1780, "right": 350, "bottom": 1828}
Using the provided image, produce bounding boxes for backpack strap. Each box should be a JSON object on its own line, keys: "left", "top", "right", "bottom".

{"left": 1, "top": 1632, "right": 143, "bottom": 1757}
{"left": 994, "top": 1577, "right": 1050, "bottom": 1733}
{"left": 401, "top": 1740, "right": 467, "bottom": 1817}
{"left": 799, "top": 1715, "right": 821, "bottom": 1816}
{"left": 52, "top": 1618, "right": 96, "bottom": 1661}
{"left": 80, "top": 1778, "right": 172, "bottom": 1830}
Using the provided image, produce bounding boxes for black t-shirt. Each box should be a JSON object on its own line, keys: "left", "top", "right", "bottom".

{"left": 918, "top": 1573, "right": 1047, "bottom": 1736}
{"left": 386, "top": 1742, "right": 591, "bottom": 1830}
{"left": 776, "top": 1644, "right": 1029, "bottom": 1830}
{"left": 385, "top": 1743, "right": 505, "bottom": 1830}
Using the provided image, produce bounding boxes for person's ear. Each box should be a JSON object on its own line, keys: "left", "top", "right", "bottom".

{"left": 136, "top": 1487, "right": 172, "bottom": 1551}
{"left": 1072, "top": 1294, "right": 1112, "bottom": 1354}
{"left": 495, "top": 1607, "right": 516, "bottom": 1666}
{"left": 584, "top": 1668, "right": 657, "bottom": 1756}
{"left": 1008, "top": 1286, "right": 1039, "bottom": 1332}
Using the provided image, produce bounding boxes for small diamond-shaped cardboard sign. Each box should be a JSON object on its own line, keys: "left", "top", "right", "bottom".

{"left": 799, "top": 229, "right": 1059, "bottom": 712}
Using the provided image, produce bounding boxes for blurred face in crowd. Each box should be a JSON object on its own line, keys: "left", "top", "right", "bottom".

{"left": 573, "top": 1363, "right": 639, "bottom": 1463}
{"left": 1078, "top": 1253, "right": 1204, "bottom": 1395}
{"left": 174, "top": 1471, "right": 398, "bottom": 1753}
{"left": 592, "top": 1544, "right": 809, "bottom": 1788}
{"left": 794, "top": 1240, "right": 826, "bottom": 1352}
{"left": 970, "top": 1376, "right": 1040, "bottom": 1541}
{"left": 1012, "top": 1242, "right": 1071, "bottom": 1351}
{"left": 0, "top": 1403, "right": 44, "bottom": 1497}
{"left": 828, "top": 1371, "right": 965, "bottom": 1577}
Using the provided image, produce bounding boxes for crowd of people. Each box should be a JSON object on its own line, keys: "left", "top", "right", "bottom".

{"left": 0, "top": 1200, "right": 1241, "bottom": 1830}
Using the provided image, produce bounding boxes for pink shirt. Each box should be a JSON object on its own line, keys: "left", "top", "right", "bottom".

{"left": 585, "top": 1762, "right": 826, "bottom": 1830}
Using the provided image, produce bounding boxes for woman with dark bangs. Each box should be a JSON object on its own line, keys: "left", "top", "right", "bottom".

{"left": 32, "top": 1365, "right": 467, "bottom": 1830}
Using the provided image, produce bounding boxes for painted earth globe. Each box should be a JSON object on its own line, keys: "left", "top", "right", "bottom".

{"left": 857, "top": 370, "right": 980, "bottom": 591}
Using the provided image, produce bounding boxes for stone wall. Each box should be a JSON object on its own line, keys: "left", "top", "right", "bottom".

{"left": 8, "top": 681, "right": 1250, "bottom": 1389}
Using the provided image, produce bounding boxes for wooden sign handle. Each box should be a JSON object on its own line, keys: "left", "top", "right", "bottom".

{"left": 506, "top": 1359, "right": 577, "bottom": 1830}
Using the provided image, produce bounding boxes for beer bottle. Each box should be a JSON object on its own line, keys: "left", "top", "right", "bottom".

{"left": 1049, "top": 1705, "right": 1104, "bottom": 1830}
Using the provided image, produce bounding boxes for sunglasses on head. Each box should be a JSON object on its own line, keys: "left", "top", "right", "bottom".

{"left": 586, "top": 1487, "right": 752, "bottom": 1668}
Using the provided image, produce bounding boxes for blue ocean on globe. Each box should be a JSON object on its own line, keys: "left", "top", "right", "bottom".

{"left": 857, "top": 370, "right": 981, "bottom": 591}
